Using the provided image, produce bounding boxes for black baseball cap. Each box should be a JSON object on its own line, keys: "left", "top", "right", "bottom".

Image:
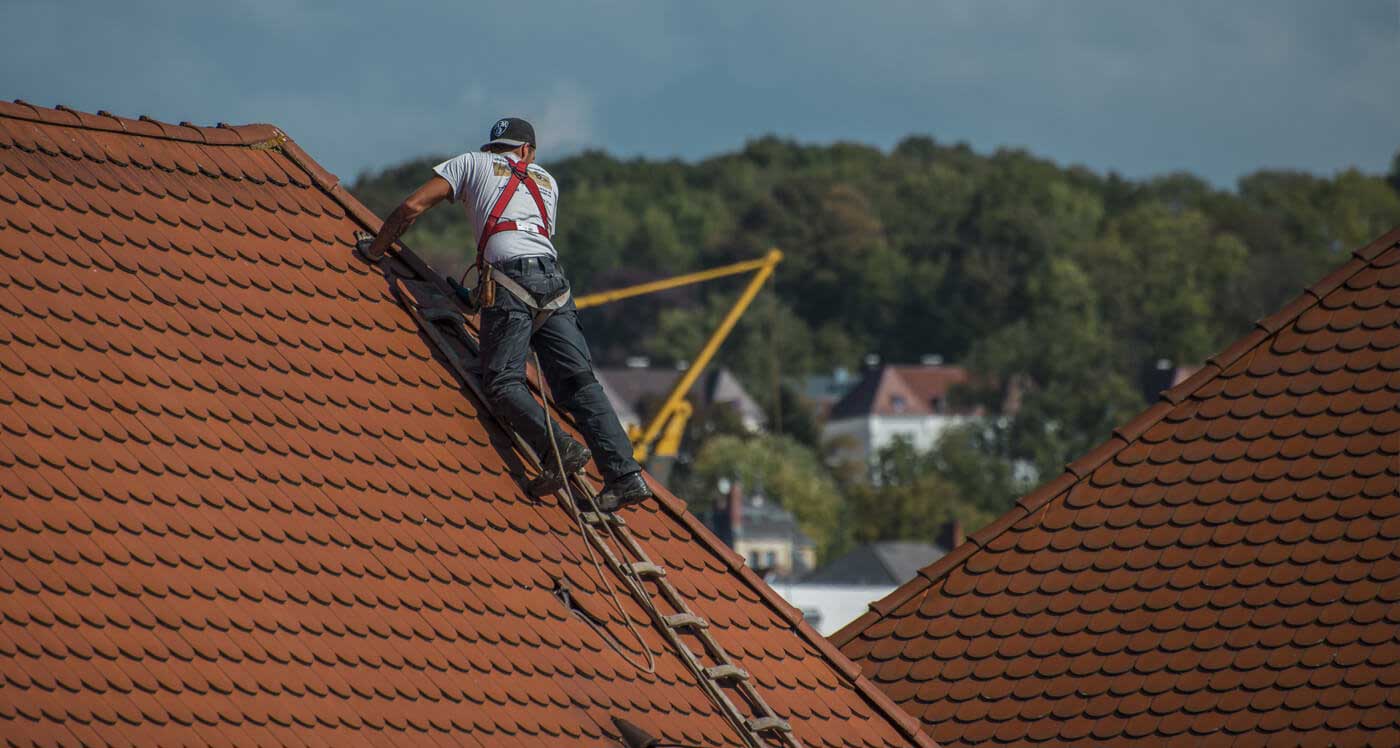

{"left": 480, "top": 117, "right": 536, "bottom": 151}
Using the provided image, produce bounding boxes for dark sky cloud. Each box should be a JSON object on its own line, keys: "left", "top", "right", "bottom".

{"left": 2, "top": 1, "right": 1395, "bottom": 186}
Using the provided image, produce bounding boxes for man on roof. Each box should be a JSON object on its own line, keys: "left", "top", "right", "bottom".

{"left": 357, "top": 117, "right": 653, "bottom": 512}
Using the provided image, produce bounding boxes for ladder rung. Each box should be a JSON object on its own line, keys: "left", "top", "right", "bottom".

{"left": 627, "top": 562, "right": 666, "bottom": 579}
{"left": 580, "top": 511, "right": 625, "bottom": 526}
{"left": 746, "top": 716, "right": 792, "bottom": 733}
{"left": 705, "top": 664, "right": 749, "bottom": 683}
{"left": 663, "top": 613, "right": 709, "bottom": 630}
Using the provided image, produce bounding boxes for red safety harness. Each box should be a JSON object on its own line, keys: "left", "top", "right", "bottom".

{"left": 476, "top": 156, "right": 551, "bottom": 261}
{"left": 466, "top": 155, "right": 570, "bottom": 330}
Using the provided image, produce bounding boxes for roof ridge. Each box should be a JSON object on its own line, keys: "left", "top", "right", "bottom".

{"left": 267, "top": 132, "right": 940, "bottom": 748}
{"left": 830, "top": 224, "right": 1400, "bottom": 648}
{"left": 0, "top": 99, "right": 281, "bottom": 146}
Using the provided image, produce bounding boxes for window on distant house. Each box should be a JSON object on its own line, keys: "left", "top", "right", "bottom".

{"left": 748, "top": 551, "right": 761, "bottom": 567}
{"left": 764, "top": 550, "right": 778, "bottom": 568}
{"left": 890, "top": 395, "right": 907, "bottom": 413}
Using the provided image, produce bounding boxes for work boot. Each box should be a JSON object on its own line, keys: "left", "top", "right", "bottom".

{"left": 527, "top": 438, "right": 591, "bottom": 496}
{"left": 593, "top": 472, "right": 653, "bottom": 513}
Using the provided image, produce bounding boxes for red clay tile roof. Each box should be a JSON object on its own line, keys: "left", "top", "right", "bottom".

{"left": 0, "top": 101, "right": 935, "bottom": 748}
{"left": 829, "top": 366, "right": 973, "bottom": 420}
{"left": 834, "top": 227, "right": 1400, "bottom": 748}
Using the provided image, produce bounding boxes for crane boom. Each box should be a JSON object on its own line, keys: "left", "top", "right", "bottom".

{"left": 575, "top": 249, "right": 783, "bottom": 463}
{"left": 574, "top": 251, "right": 781, "bottom": 309}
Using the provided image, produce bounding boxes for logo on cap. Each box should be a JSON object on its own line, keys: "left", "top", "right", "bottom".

{"left": 492, "top": 119, "right": 509, "bottom": 139}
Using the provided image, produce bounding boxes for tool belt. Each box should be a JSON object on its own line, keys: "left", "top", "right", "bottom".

{"left": 489, "top": 264, "right": 571, "bottom": 332}
{"left": 452, "top": 260, "right": 570, "bottom": 334}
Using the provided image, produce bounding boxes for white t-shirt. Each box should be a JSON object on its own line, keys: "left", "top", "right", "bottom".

{"left": 432, "top": 152, "right": 560, "bottom": 263}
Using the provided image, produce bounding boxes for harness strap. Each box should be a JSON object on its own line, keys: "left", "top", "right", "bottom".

{"left": 491, "top": 270, "right": 571, "bottom": 333}
{"left": 516, "top": 163, "right": 551, "bottom": 233}
{"left": 475, "top": 156, "right": 551, "bottom": 265}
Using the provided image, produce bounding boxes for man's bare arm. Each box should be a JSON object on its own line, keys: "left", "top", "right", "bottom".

{"left": 359, "top": 176, "right": 454, "bottom": 261}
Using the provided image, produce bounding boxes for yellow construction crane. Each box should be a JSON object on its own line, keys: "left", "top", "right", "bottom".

{"left": 575, "top": 248, "right": 783, "bottom": 464}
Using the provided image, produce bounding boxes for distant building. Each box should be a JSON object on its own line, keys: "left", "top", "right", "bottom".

{"left": 802, "top": 540, "right": 950, "bottom": 586}
{"left": 706, "top": 481, "right": 816, "bottom": 580}
{"left": 597, "top": 365, "right": 766, "bottom": 433}
{"left": 799, "top": 367, "right": 860, "bottom": 419}
{"left": 821, "top": 363, "right": 983, "bottom": 467}
{"left": 777, "top": 525, "right": 964, "bottom": 635}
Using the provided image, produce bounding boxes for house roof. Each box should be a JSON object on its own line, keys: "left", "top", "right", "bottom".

{"left": 597, "top": 366, "right": 766, "bottom": 427}
{"left": 832, "top": 227, "right": 1400, "bottom": 748}
{"left": 804, "top": 543, "right": 947, "bottom": 587}
{"left": 827, "top": 366, "right": 973, "bottom": 421}
{"left": 0, "top": 101, "right": 934, "bottom": 748}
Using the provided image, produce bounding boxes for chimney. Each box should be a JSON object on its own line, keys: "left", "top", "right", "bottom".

{"left": 727, "top": 480, "right": 743, "bottom": 538}
{"left": 710, "top": 480, "right": 743, "bottom": 547}
{"left": 938, "top": 519, "right": 964, "bottom": 550}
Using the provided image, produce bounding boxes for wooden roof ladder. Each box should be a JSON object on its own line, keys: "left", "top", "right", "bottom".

{"left": 389, "top": 268, "right": 801, "bottom": 748}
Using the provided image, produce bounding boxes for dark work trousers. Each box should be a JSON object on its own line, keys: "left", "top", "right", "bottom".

{"left": 478, "top": 255, "right": 641, "bottom": 482}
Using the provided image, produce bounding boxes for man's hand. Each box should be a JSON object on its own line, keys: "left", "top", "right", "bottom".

{"left": 354, "top": 231, "right": 380, "bottom": 260}
{"left": 354, "top": 175, "right": 454, "bottom": 262}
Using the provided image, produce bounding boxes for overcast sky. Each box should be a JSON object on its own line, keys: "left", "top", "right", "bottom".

{"left": 3, "top": 1, "right": 1396, "bottom": 187}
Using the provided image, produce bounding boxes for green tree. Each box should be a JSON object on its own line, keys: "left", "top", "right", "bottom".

{"left": 837, "top": 438, "right": 999, "bottom": 553}
{"left": 924, "top": 423, "right": 1024, "bottom": 515}
{"left": 1082, "top": 202, "right": 1249, "bottom": 364}
{"left": 969, "top": 256, "right": 1144, "bottom": 478}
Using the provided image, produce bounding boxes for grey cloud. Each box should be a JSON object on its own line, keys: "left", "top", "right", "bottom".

{"left": 1, "top": 0, "right": 1395, "bottom": 186}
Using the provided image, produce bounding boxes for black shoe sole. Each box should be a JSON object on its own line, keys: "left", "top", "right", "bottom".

{"left": 588, "top": 484, "right": 653, "bottom": 513}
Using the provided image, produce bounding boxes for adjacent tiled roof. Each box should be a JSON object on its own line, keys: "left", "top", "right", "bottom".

{"left": 834, "top": 227, "right": 1400, "bottom": 748}
{"left": 828, "top": 366, "right": 973, "bottom": 421}
{"left": 0, "top": 101, "right": 935, "bottom": 748}
{"left": 804, "top": 543, "right": 947, "bottom": 587}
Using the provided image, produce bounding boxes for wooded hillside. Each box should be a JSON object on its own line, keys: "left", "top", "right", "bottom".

{"left": 352, "top": 139, "right": 1400, "bottom": 558}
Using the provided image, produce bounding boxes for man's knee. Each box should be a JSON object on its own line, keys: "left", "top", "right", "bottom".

{"left": 483, "top": 370, "right": 527, "bottom": 406}
{"left": 554, "top": 369, "right": 599, "bottom": 405}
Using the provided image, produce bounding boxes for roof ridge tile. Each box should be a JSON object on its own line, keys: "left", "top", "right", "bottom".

{"left": 1350, "top": 226, "right": 1400, "bottom": 262}
{"left": 0, "top": 100, "right": 281, "bottom": 147}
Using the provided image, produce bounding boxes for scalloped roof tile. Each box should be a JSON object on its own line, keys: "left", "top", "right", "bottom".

{"left": 0, "top": 101, "right": 935, "bottom": 748}
{"left": 834, "top": 226, "right": 1400, "bottom": 748}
